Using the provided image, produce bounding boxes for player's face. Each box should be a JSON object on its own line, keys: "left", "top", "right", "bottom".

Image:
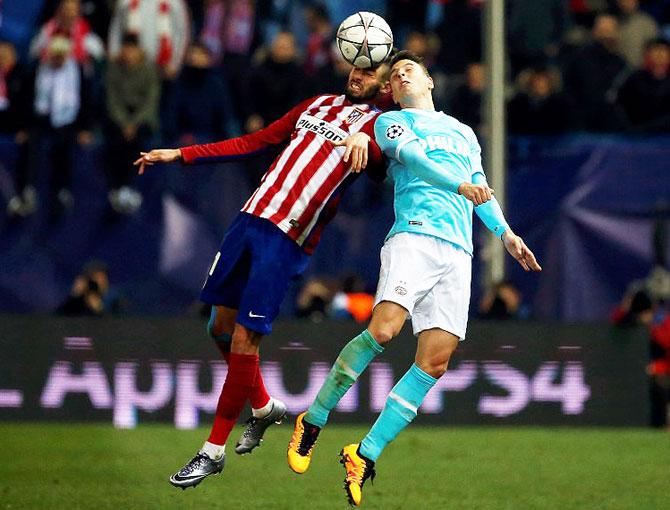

{"left": 389, "top": 59, "right": 434, "bottom": 104}
{"left": 345, "top": 65, "right": 387, "bottom": 102}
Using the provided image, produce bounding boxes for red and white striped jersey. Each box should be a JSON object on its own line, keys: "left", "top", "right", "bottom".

{"left": 180, "top": 94, "right": 385, "bottom": 254}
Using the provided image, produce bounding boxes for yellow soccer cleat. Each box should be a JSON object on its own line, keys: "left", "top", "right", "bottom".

{"left": 287, "top": 412, "right": 321, "bottom": 474}
{"left": 339, "top": 444, "right": 376, "bottom": 506}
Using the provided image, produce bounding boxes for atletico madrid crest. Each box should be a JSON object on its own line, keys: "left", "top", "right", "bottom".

{"left": 344, "top": 108, "right": 366, "bottom": 125}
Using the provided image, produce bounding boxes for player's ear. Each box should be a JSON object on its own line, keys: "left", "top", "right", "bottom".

{"left": 381, "top": 80, "right": 391, "bottom": 95}
{"left": 427, "top": 76, "right": 434, "bottom": 91}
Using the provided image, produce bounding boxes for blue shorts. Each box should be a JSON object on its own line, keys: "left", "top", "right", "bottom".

{"left": 200, "top": 212, "right": 310, "bottom": 335}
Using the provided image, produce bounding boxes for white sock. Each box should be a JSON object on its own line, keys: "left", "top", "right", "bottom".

{"left": 252, "top": 398, "right": 274, "bottom": 419}
{"left": 201, "top": 441, "right": 226, "bottom": 459}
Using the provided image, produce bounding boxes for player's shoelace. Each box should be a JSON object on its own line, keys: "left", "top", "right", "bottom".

{"left": 296, "top": 421, "right": 320, "bottom": 456}
{"left": 179, "top": 454, "right": 211, "bottom": 476}
{"left": 242, "top": 417, "right": 259, "bottom": 438}
{"left": 344, "top": 453, "right": 376, "bottom": 486}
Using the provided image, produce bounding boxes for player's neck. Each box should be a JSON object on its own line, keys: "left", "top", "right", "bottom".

{"left": 399, "top": 95, "right": 435, "bottom": 111}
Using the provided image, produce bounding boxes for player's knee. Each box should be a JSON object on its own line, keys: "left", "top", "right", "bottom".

{"left": 368, "top": 324, "right": 398, "bottom": 345}
{"left": 368, "top": 303, "right": 406, "bottom": 345}
{"left": 231, "top": 326, "right": 262, "bottom": 354}
{"left": 207, "top": 306, "right": 234, "bottom": 341}
{"left": 416, "top": 349, "right": 455, "bottom": 379}
{"left": 416, "top": 359, "right": 448, "bottom": 379}
{"left": 207, "top": 321, "right": 232, "bottom": 342}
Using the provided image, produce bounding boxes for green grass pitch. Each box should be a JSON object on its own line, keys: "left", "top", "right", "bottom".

{"left": 1, "top": 423, "right": 667, "bottom": 509}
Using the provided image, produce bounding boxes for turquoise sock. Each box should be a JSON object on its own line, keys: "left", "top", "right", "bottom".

{"left": 305, "top": 330, "right": 384, "bottom": 428}
{"left": 359, "top": 364, "right": 437, "bottom": 462}
{"left": 207, "top": 307, "right": 232, "bottom": 343}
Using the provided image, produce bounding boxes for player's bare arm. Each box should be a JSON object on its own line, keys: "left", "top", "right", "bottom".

{"left": 333, "top": 132, "right": 372, "bottom": 173}
{"left": 502, "top": 230, "right": 542, "bottom": 272}
{"left": 457, "top": 182, "right": 494, "bottom": 206}
{"left": 133, "top": 149, "right": 182, "bottom": 175}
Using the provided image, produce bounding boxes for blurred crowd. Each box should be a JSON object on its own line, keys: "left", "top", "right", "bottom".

{"left": 0, "top": 0, "right": 669, "bottom": 219}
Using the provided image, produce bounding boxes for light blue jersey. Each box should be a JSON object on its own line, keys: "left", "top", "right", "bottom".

{"left": 374, "top": 109, "right": 509, "bottom": 256}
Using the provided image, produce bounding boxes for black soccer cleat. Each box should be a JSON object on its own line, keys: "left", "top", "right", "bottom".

{"left": 169, "top": 451, "right": 225, "bottom": 489}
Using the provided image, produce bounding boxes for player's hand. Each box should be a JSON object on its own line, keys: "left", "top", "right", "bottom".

{"left": 333, "top": 132, "right": 370, "bottom": 173}
{"left": 502, "top": 231, "right": 542, "bottom": 272}
{"left": 134, "top": 149, "right": 182, "bottom": 175}
{"left": 457, "top": 182, "right": 494, "bottom": 206}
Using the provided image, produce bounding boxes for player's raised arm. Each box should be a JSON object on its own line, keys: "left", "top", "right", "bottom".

{"left": 134, "top": 96, "right": 319, "bottom": 175}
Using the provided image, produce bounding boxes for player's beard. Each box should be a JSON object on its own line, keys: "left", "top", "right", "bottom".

{"left": 344, "top": 82, "right": 381, "bottom": 103}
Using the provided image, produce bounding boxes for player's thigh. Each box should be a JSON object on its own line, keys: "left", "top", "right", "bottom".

{"left": 200, "top": 214, "right": 253, "bottom": 309}
{"left": 236, "top": 218, "right": 310, "bottom": 336}
{"left": 211, "top": 305, "right": 238, "bottom": 336}
{"left": 411, "top": 242, "right": 472, "bottom": 340}
{"left": 374, "top": 233, "right": 445, "bottom": 316}
{"left": 415, "top": 328, "right": 460, "bottom": 378}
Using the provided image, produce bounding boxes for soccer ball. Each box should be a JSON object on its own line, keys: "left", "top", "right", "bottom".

{"left": 336, "top": 12, "right": 393, "bottom": 69}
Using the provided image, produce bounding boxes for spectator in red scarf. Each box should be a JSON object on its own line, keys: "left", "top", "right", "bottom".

{"left": 21, "top": 36, "right": 94, "bottom": 219}
{"left": 197, "top": 0, "right": 259, "bottom": 126}
{"left": 29, "top": 0, "right": 104, "bottom": 68}
{"left": 108, "top": 0, "right": 191, "bottom": 79}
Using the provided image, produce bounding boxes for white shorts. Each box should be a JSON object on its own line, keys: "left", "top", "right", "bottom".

{"left": 374, "top": 232, "right": 472, "bottom": 339}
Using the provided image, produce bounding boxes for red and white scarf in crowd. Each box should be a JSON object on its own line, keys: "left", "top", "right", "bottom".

{"left": 34, "top": 57, "right": 81, "bottom": 128}
{"left": 200, "top": 0, "right": 225, "bottom": 63}
{"left": 223, "top": 0, "right": 255, "bottom": 56}
{"left": 41, "top": 17, "right": 91, "bottom": 64}
{"left": 127, "top": 0, "right": 173, "bottom": 67}
{"left": 200, "top": 0, "right": 255, "bottom": 62}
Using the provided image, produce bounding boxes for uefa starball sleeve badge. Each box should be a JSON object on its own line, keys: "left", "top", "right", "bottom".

{"left": 385, "top": 124, "right": 404, "bottom": 140}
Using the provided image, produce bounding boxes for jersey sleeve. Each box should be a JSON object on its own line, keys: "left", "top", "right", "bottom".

{"left": 373, "top": 111, "right": 418, "bottom": 161}
{"left": 374, "top": 112, "right": 463, "bottom": 194}
{"left": 180, "top": 96, "right": 318, "bottom": 164}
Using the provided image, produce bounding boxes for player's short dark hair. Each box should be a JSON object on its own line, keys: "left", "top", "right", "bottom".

{"left": 389, "top": 50, "right": 429, "bottom": 76}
